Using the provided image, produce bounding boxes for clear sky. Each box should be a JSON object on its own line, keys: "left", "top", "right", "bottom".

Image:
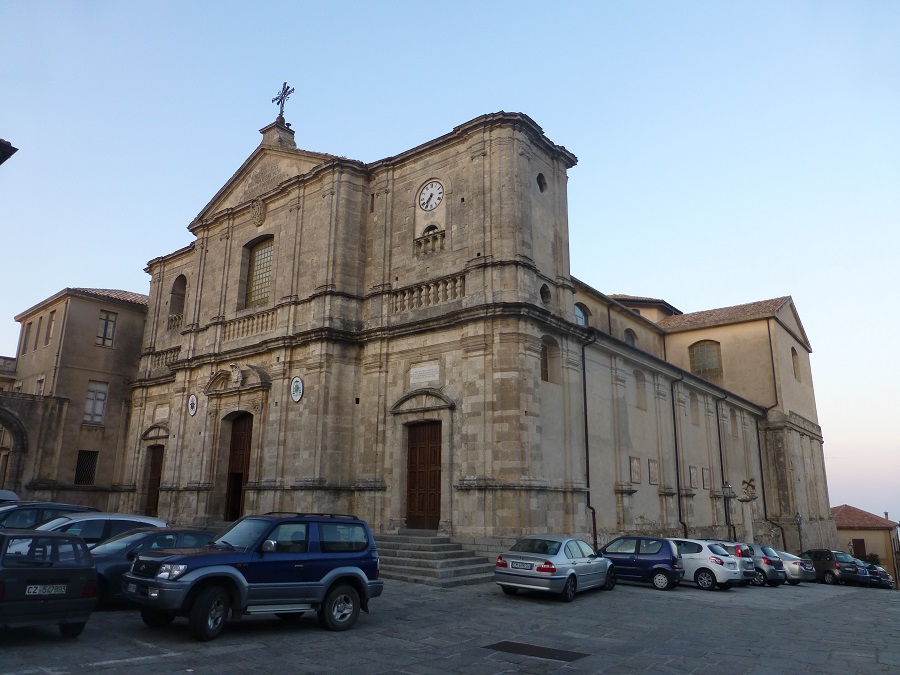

{"left": 2, "top": 1, "right": 898, "bottom": 525}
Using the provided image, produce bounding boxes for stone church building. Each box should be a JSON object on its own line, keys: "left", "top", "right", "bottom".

{"left": 113, "top": 110, "right": 836, "bottom": 552}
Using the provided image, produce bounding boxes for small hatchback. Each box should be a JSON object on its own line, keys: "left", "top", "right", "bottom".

{"left": 599, "top": 536, "right": 684, "bottom": 590}
{"left": 0, "top": 530, "right": 98, "bottom": 638}
{"left": 775, "top": 551, "right": 815, "bottom": 584}
{"left": 705, "top": 540, "right": 755, "bottom": 585}
{"left": 670, "top": 538, "right": 741, "bottom": 590}
{"left": 744, "top": 543, "right": 787, "bottom": 587}
{"left": 494, "top": 535, "right": 616, "bottom": 601}
{"left": 35, "top": 513, "right": 167, "bottom": 548}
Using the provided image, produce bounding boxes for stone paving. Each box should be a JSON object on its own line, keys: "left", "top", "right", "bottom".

{"left": 1, "top": 579, "right": 898, "bottom": 674}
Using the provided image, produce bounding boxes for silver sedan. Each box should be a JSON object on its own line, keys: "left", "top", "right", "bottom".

{"left": 494, "top": 535, "right": 615, "bottom": 602}
{"left": 776, "top": 550, "right": 816, "bottom": 584}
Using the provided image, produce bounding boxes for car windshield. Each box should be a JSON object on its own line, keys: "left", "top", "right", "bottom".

{"left": 211, "top": 518, "right": 271, "bottom": 551}
{"left": 510, "top": 538, "right": 561, "bottom": 556}
{"left": 90, "top": 530, "right": 151, "bottom": 554}
{"left": 835, "top": 552, "right": 854, "bottom": 563}
{"left": 761, "top": 546, "right": 779, "bottom": 557}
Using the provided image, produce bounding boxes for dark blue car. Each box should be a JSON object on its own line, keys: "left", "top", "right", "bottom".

{"left": 599, "top": 536, "right": 685, "bottom": 590}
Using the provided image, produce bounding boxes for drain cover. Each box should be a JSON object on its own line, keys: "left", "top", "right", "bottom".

{"left": 484, "top": 641, "right": 588, "bottom": 662}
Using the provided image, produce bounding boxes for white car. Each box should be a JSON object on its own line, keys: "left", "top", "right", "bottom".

{"left": 670, "top": 538, "right": 742, "bottom": 590}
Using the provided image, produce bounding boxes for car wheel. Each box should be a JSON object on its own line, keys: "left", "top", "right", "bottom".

{"left": 695, "top": 569, "right": 716, "bottom": 590}
{"left": 501, "top": 586, "right": 519, "bottom": 596}
{"left": 787, "top": 579, "right": 801, "bottom": 586}
{"left": 141, "top": 607, "right": 176, "bottom": 627}
{"left": 189, "top": 586, "right": 230, "bottom": 641}
{"left": 751, "top": 569, "right": 767, "bottom": 587}
{"left": 59, "top": 622, "right": 85, "bottom": 638}
{"left": 602, "top": 568, "right": 617, "bottom": 591}
{"left": 823, "top": 571, "right": 837, "bottom": 585}
{"left": 319, "top": 584, "right": 360, "bottom": 631}
{"left": 651, "top": 571, "right": 672, "bottom": 590}
{"left": 559, "top": 575, "right": 577, "bottom": 602}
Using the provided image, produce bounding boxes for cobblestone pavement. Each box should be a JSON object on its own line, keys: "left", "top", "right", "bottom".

{"left": 1, "top": 579, "right": 899, "bottom": 674}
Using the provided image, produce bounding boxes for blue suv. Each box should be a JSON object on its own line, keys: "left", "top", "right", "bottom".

{"left": 599, "top": 536, "right": 685, "bottom": 590}
{"left": 122, "top": 512, "right": 383, "bottom": 640}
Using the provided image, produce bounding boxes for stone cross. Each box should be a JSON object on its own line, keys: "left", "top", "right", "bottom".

{"left": 272, "top": 82, "right": 295, "bottom": 119}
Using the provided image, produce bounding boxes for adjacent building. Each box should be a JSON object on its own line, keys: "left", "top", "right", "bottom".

{"left": 831, "top": 504, "right": 900, "bottom": 582}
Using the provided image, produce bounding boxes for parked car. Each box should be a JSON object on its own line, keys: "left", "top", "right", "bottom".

{"left": 0, "top": 490, "right": 19, "bottom": 503}
{"left": 88, "top": 527, "right": 218, "bottom": 605}
{"left": 800, "top": 549, "right": 859, "bottom": 585}
{"left": 703, "top": 540, "right": 755, "bottom": 586}
{"left": 0, "top": 529, "right": 97, "bottom": 638}
{"left": 775, "top": 550, "right": 815, "bottom": 585}
{"left": 869, "top": 565, "right": 895, "bottom": 589}
{"left": 852, "top": 559, "right": 879, "bottom": 587}
{"left": 743, "top": 543, "right": 786, "bottom": 587}
{"left": 0, "top": 502, "right": 100, "bottom": 530}
{"left": 123, "top": 512, "right": 384, "bottom": 640}
{"left": 494, "top": 535, "right": 615, "bottom": 601}
{"left": 670, "top": 538, "right": 741, "bottom": 590}
{"left": 598, "top": 536, "right": 684, "bottom": 590}
{"left": 35, "top": 513, "right": 167, "bottom": 548}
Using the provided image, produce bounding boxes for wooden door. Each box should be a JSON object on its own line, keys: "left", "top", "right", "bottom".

{"left": 406, "top": 422, "right": 441, "bottom": 530}
{"left": 224, "top": 413, "right": 252, "bottom": 521}
{"left": 145, "top": 445, "right": 164, "bottom": 516}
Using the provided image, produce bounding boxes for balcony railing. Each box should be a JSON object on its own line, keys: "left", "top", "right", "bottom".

{"left": 392, "top": 274, "right": 465, "bottom": 313}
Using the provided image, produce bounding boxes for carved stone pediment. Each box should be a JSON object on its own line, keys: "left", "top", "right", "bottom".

{"left": 141, "top": 423, "right": 170, "bottom": 441}
{"left": 390, "top": 388, "right": 455, "bottom": 415}
{"left": 205, "top": 363, "right": 271, "bottom": 397}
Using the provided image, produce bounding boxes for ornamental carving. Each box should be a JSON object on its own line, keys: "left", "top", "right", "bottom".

{"left": 251, "top": 199, "right": 267, "bottom": 227}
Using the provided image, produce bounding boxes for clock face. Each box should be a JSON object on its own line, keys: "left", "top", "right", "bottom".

{"left": 418, "top": 181, "right": 444, "bottom": 211}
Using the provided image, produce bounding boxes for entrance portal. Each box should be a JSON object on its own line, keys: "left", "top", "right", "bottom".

{"left": 406, "top": 421, "right": 441, "bottom": 530}
{"left": 145, "top": 445, "right": 164, "bottom": 516}
{"left": 224, "top": 413, "right": 252, "bottom": 521}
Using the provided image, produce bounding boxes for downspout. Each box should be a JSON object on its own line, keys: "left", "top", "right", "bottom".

{"left": 670, "top": 373, "right": 688, "bottom": 537}
{"left": 581, "top": 329, "right": 599, "bottom": 550}
{"left": 758, "top": 318, "right": 786, "bottom": 548}
{"left": 714, "top": 393, "right": 735, "bottom": 540}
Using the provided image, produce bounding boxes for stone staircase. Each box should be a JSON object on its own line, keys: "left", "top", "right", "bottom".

{"left": 376, "top": 531, "right": 495, "bottom": 588}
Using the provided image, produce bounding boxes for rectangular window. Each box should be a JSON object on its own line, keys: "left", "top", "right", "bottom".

{"left": 96, "top": 310, "right": 117, "bottom": 347}
{"left": 44, "top": 310, "right": 55, "bottom": 346}
{"left": 34, "top": 317, "right": 42, "bottom": 351}
{"left": 21, "top": 322, "right": 32, "bottom": 355}
{"left": 83, "top": 381, "right": 108, "bottom": 425}
{"left": 74, "top": 451, "right": 99, "bottom": 485}
{"left": 245, "top": 240, "right": 274, "bottom": 308}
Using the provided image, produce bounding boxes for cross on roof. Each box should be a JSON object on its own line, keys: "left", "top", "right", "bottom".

{"left": 272, "top": 82, "right": 295, "bottom": 120}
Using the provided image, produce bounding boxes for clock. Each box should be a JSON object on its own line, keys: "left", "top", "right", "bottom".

{"left": 418, "top": 181, "right": 444, "bottom": 211}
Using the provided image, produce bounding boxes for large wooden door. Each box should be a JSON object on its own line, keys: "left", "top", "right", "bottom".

{"left": 406, "top": 422, "right": 441, "bottom": 530}
{"left": 145, "top": 445, "right": 164, "bottom": 516}
{"left": 224, "top": 413, "right": 252, "bottom": 521}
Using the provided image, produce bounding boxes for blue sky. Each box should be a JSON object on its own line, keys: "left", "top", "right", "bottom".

{"left": 2, "top": 1, "right": 898, "bottom": 524}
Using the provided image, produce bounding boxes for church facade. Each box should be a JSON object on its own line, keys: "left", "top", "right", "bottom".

{"left": 115, "top": 111, "right": 837, "bottom": 554}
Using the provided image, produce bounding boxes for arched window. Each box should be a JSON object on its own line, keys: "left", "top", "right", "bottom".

{"left": 243, "top": 237, "right": 274, "bottom": 309}
{"left": 422, "top": 224, "right": 439, "bottom": 235}
{"left": 624, "top": 328, "right": 637, "bottom": 347}
{"left": 689, "top": 340, "right": 722, "bottom": 379}
{"left": 634, "top": 370, "right": 647, "bottom": 410}
{"left": 574, "top": 303, "right": 590, "bottom": 326}
{"left": 689, "top": 392, "right": 700, "bottom": 426}
{"left": 791, "top": 347, "right": 801, "bottom": 381}
{"left": 169, "top": 275, "right": 187, "bottom": 317}
{"left": 540, "top": 336, "right": 560, "bottom": 384}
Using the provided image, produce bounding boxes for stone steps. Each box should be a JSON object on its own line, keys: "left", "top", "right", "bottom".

{"left": 376, "top": 531, "right": 495, "bottom": 588}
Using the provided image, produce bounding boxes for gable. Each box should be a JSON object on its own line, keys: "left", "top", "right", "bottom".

{"left": 774, "top": 300, "right": 812, "bottom": 352}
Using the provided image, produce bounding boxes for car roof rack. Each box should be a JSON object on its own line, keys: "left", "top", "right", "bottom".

{"left": 262, "top": 512, "right": 359, "bottom": 520}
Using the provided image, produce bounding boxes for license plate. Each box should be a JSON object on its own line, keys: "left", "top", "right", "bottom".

{"left": 26, "top": 584, "right": 66, "bottom": 595}
{"left": 510, "top": 561, "right": 533, "bottom": 570}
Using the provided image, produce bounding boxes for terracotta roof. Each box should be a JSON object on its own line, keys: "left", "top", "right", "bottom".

{"left": 70, "top": 288, "right": 149, "bottom": 306}
{"left": 656, "top": 296, "right": 791, "bottom": 333}
{"left": 608, "top": 294, "right": 667, "bottom": 303}
{"left": 831, "top": 504, "right": 899, "bottom": 530}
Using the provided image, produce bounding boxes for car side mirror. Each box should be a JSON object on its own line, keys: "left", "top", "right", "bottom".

{"left": 262, "top": 540, "right": 277, "bottom": 553}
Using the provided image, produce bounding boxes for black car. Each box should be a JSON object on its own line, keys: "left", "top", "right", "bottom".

{"left": 123, "top": 512, "right": 384, "bottom": 640}
{"left": 0, "top": 502, "right": 100, "bottom": 530}
{"left": 598, "top": 536, "right": 685, "bottom": 590}
{"left": 89, "top": 527, "right": 217, "bottom": 605}
{"left": 0, "top": 529, "right": 98, "bottom": 637}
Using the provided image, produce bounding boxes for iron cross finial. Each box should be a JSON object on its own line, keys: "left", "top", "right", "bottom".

{"left": 272, "top": 82, "right": 295, "bottom": 119}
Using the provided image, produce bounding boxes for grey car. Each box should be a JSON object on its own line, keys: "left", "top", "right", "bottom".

{"left": 494, "top": 535, "right": 616, "bottom": 601}
{"left": 35, "top": 512, "right": 167, "bottom": 548}
{"left": 744, "top": 543, "right": 786, "bottom": 587}
{"left": 775, "top": 550, "right": 815, "bottom": 584}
